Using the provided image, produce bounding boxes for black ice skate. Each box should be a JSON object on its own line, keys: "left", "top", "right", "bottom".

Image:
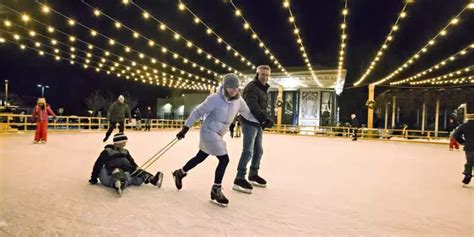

{"left": 149, "top": 171, "right": 164, "bottom": 188}
{"left": 233, "top": 178, "right": 253, "bottom": 194}
{"left": 249, "top": 175, "right": 267, "bottom": 188}
{"left": 462, "top": 173, "right": 472, "bottom": 187}
{"left": 210, "top": 185, "right": 229, "bottom": 207}
{"left": 172, "top": 169, "right": 187, "bottom": 190}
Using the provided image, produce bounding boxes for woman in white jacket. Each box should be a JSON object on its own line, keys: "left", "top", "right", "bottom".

{"left": 172, "top": 73, "right": 257, "bottom": 207}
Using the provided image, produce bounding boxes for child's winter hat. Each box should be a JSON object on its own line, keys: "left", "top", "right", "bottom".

{"left": 113, "top": 133, "right": 128, "bottom": 144}
{"left": 118, "top": 95, "right": 125, "bottom": 102}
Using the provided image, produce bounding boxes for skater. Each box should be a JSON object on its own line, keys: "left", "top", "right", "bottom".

{"left": 144, "top": 106, "right": 153, "bottom": 131}
{"left": 31, "top": 97, "right": 56, "bottom": 144}
{"left": 133, "top": 108, "right": 142, "bottom": 131}
{"left": 447, "top": 118, "right": 460, "bottom": 151}
{"left": 229, "top": 116, "right": 238, "bottom": 138}
{"left": 235, "top": 120, "right": 241, "bottom": 137}
{"left": 89, "top": 133, "right": 164, "bottom": 196}
{"left": 234, "top": 65, "right": 274, "bottom": 194}
{"left": 453, "top": 114, "right": 474, "bottom": 186}
{"left": 350, "top": 114, "right": 360, "bottom": 141}
{"left": 103, "top": 95, "right": 131, "bottom": 142}
{"left": 172, "top": 73, "right": 257, "bottom": 207}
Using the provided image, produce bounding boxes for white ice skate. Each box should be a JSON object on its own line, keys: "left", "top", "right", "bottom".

{"left": 114, "top": 180, "right": 122, "bottom": 197}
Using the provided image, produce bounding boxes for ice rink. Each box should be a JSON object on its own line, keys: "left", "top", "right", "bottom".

{"left": 0, "top": 130, "right": 473, "bottom": 236}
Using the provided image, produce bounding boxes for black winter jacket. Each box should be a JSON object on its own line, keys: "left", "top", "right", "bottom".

{"left": 241, "top": 78, "right": 270, "bottom": 124}
{"left": 453, "top": 120, "right": 474, "bottom": 152}
{"left": 90, "top": 145, "right": 139, "bottom": 179}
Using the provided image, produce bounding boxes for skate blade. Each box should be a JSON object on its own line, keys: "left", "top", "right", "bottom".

{"left": 232, "top": 185, "right": 252, "bottom": 194}
{"left": 209, "top": 199, "right": 228, "bottom": 207}
{"left": 250, "top": 181, "right": 267, "bottom": 188}
{"left": 156, "top": 172, "right": 164, "bottom": 188}
{"left": 462, "top": 184, "right": 469, "bottom": 188}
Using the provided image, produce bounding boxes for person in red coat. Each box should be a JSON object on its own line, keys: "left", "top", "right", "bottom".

{"left": 31, "top": 98, "right": 56, "bottom": 144}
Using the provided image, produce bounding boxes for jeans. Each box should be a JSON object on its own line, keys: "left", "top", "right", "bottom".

{"left": 236, "top": 121, "right": 263, "bottom": 179}
{"left": 98, "top": 167, "right": 146, "bottom": 188}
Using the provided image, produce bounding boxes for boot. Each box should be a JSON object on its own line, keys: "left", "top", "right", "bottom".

{"left": 210, "top": 185, "right": 229, "bottom": 207}
{"left": 149, "top": 171, "right": 164, "bottom": 188}
{"left": 172, "top": 169, "right": 187, "bottom": 190}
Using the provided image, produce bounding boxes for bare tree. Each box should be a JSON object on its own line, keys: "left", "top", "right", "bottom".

{"left": 103, "top": 91, "right": 115, "bottom": 113}
{"left": 85, "top": 90, "right": 105, "bottom": 115}
{"left": 123, "top": 91, "right": 138, "bottom": 110}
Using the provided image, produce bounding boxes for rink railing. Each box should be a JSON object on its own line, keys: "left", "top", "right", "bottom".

{"left": 0, "top": 113, "right": 186, "bottom": 132}
{"left": 0, "top": 113, "right": 450, "bottom": 141}
{"left": 266, "top": 125, "right": 450, "bottom": 141}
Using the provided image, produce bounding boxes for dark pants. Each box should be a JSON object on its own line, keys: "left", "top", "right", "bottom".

{"left": 352, "top": 128, "right": 358, "bottom": 140}
{"left": 182, "top": 150, "right": 229, "bottom": 185}
{"left": 464, "top": 151, "right": 474, "bottom": 175}
{"left": 229, "top": 124, "right": 235, "bottom": 138}
{"left": 105, "top": 121, "right": 125, "bottom": 139}
{"left": 99, "top": 167, "right": 152, "bottom": 188}
{"left": 144, "top": 119, "right": 151, "bottom": 131}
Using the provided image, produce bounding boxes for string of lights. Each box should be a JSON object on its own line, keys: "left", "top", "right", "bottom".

{"left": 176, "top": 0, "right": 255, "bottom": 70}
{"left": 227, "top": 0, "right": 290, "bottom": 76}
{"left": 32, "top": 1, "right": 219, "bottom": 84}
{"left": 117, "top": 0, "right": 250, "bottom": 77}
{"left": 336, "top": 0, "right": 349, "bottom": 87}
{"left": 427, "top": 75, "right": 474, "bottom": 85}
{"left": 391, "top": 42, "right": 474, "bottom": 85}
{"left": 409, "top": 64, "right": 474, "bottom": 85}
{"left": 1, "top": 13, "right": 214, "bottom": 90}
{"left": 26, "top": 3, "right": 217, "bottom": 87}
{"left": 353, "top": 1, "right": 412, "bottom": 86}
{"left": 0, "top": 30, "right": 205, "bottom": 90}
{"left": 282, "top": 0, "right": 322, "bottom": 86}
{"left": 81, "top": 1, "right": 243, "bottom": 78}
{"left": 373, "top": 2, "right": 474, "bottom": 85}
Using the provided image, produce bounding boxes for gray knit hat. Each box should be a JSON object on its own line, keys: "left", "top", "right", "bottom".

{"left": 222, "top": 73, "right": 240, "bottom": 88}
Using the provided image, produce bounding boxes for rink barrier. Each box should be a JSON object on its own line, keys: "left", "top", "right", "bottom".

{"left": 0, "top": 113, "right": 449, "bottom": 141}
{"left": 265, "top": 125, "right": 450, "bottom": 141}
{"left": 0, "top": 113, "right": 189, "bottom": 132}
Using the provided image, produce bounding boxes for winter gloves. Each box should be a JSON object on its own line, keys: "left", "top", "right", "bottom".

{"left": 261, "top": 118, "right": 274, "bottom": 129}
{"left": 176, "top": 126, "right": 190, "bottom": 140}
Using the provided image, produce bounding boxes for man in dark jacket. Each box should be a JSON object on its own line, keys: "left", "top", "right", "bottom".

{"left": 453, "top": 115, "right": 474, "bottom": 186}
{"left": 103, "top": 95, "right": 131, "bottom": 142}
{"left": 234, "top": 65, "right": 274, "bottom": 194}
{"left": 144, "top": 106, "right": 153, "bottom": 131}
{"left": 350, "top": 114, "right": 360, "bottom": 141}
{"left": 89, "top": 133, "right": 164, "bottom": 196}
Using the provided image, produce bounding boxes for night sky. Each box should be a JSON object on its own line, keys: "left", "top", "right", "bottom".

{"left": 0, "top": 0, "right": 472, "bottom": 121}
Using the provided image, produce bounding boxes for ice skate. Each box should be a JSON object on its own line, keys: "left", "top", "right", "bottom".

{"left": 150, "top": 171, "right": 164, "bottom": 188}
{"left": 249, "top": 175, "right": 267, "bottom": 188}
{"left": 210, "top": 185, "right": 229, "bottom": 207}
{"left": 233, "top": 178, "right": 253, "bottom": 194}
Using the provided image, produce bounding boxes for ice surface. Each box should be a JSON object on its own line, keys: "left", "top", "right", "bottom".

{"left": 0, "top": 130, "right": 472, "bottom": 236}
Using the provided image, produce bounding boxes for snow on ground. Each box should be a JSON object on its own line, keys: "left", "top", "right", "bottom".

{"left": 0, "top": 129, "right": 473, "bottom": 236}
